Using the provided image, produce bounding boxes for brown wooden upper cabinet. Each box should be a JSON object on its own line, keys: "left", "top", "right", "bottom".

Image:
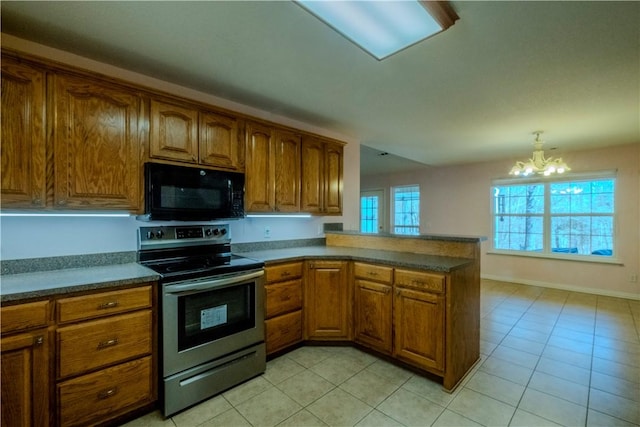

{"left": 245, "top": 121, "right": 301, "bottom": 213}
{"left": 149, "top": 98, "right": 242, "bottom": 171}
{"left": 52, "top": 73, "right": 143, "bottom": 210}
{"left": 1, "top": 56, "right": 47, "bottom": 208}
{"left": 301, "top": 136, "right": 344, "bottom": 215}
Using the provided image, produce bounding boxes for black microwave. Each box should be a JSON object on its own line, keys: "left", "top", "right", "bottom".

{"left": 143, "top": 163, "right": 245, "bottom": 221}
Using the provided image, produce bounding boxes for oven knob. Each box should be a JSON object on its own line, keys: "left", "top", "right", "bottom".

{"left": 219, "top": 228, "right": 227, "bottom": 235}
{"left": 205, "top": 228, "right": 213, "bottom": 237}
{"left": 146, "top": 231, "right": 154, "bottom": 239}
{"left": 155, "top": 230, "right": 164, "bottom": 239}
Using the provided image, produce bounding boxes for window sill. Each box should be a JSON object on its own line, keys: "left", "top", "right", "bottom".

{"left": 487, "top": 250, "right": 623, "bottom": 265}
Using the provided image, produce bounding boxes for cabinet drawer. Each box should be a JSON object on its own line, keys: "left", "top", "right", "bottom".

{"left": 265, "top": 310, "right": 302, "bottom": 355}
{"left": 57, "top": 356, "right": 153, "bottom": 427}
{"left": 56, "top": 285, "right": 152, "bottom": 323}
{"left": 353, "top": 262, "right": 393, "bottom": 284}
{"left": 1, "top": 300, "right": 49, "bottom": 334}
{"left": 266, "top": 262, "right": 303, "bottom": 283}
{"left": 57, "top": 310, "right": 152, "bottom": 378}
{"left": 266, "top": 279, "right": 302, "bottom": 318}
{"left": 394, "top": 269, "right": 445, "bottom": 293}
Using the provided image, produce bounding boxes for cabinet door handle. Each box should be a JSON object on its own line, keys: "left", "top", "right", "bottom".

{"left": 97, "top": 338, "right": 119, "bottom": 349}
{"left": 98, "top": 301, "right": 119, "bottom": 310}
{"left": 57, "top": 200, "right": 67, "bottom": 206}
{"left": 384, "top": 288, "right": 391, "bottom": 295}
{"left": 32, "top": 198, "right": 42, "bottom": 205}
{"left": 34, "top": 335, "right": 44, "bottom": 346}
{"left": 97, "top": 387, "right": 118, "bottom": 400}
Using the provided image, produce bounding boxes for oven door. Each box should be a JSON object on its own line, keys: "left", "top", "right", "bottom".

{"left": 162, "top": 269, "right": 264, "bottom": 377}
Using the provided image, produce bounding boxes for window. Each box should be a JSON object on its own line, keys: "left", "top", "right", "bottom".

{"left": 393, "top": 185, "right": 420, "bottom": 235}
{"left": 492, "top": 174, "right": 615, "bottom": 258}
{"left": 360, "top": 190, "right": 383, "bottom": 233}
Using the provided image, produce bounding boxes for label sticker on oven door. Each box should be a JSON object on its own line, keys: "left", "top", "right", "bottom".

{"left": 201, "top": 305, "right": 227, "bottom": 329}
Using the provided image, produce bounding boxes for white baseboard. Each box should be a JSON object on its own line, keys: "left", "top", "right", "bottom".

{"left": 481, "top": 274, "right": 640, "bottom": 301}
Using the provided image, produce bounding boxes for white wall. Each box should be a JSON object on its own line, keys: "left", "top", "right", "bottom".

{"left": 362, "top": 143, "right": 640, "bottom": 299}
{"left": 0, "top": 35, "right": 361, "bottom": 261}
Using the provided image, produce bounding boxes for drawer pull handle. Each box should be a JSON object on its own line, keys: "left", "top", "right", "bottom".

{"left": 97, "top": 338, "right": 119, "bottom": 349}
{"left": 98, "top": 301, "right": 119, "bottom": 309}
{"left": 367, "top": 271, "right": 379, "bottom": 276}
{"left": 97, "top": 387, "right": 118, "bottom": 400}
{"left": 281, "top": 271, "right": 291, "bottom": 277}
{"left": 412, "top": 280, "right": 425, "bottom": 286}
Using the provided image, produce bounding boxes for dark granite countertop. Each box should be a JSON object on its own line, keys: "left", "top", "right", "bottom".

{"left": 238, "top": 246, "right": 473, "bottom": 272}
{"left": 1, "top": 241, "right": 475, "bottom": 304}
{"left": 1, "top": 263, "right": 160, "bottom": 304}
{"left": 325, "top": 230, "right": 487, "bottom": 243}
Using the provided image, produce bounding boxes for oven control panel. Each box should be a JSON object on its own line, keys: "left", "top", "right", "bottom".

{"left": 138, "top": 224, "right": 230, "bottom": 248}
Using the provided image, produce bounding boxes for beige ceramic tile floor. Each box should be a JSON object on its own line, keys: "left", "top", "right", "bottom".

{"left": 125, "top": 280, "right": 640, "bottom": 427}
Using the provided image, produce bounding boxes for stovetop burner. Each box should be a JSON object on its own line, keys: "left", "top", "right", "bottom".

{"left": 137, "top": 224, "right": 264, "bottom": 281}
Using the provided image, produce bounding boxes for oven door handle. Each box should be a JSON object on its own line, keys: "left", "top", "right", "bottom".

{"left": 164, "top": 269, "right": 264, "bottom": 294}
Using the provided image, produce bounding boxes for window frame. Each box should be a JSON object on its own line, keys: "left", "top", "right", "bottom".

{"left": 391, "top": 184, "right": 420, "bottom": 235}
{"left": 490, "top": 171, "right": 619, "bottom": 264}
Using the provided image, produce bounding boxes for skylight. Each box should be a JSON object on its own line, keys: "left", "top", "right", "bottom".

{"left": 296, "top": 1, "right": 458, "bottom": 60}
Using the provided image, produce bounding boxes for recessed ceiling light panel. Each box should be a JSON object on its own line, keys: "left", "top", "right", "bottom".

{"left": 296, "top": 0, "right": 458, "bottom": 60}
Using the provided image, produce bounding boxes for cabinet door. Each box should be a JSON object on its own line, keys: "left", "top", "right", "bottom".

{"left": 53, "top": 74, "right": 142, "bottom": 210}
{"left": 354, "top": 279, "right": 392, "bottom": 354}
{"left": 149, "top": 99, "right": 198, "bottom": 163}
{"left": 300, "top": 137, "right": 324, "bottom": 214}
{"left": 1, "top": 330, "right": 50, "bottom": 427}
{"left": 1, "top": 57, "right": 46, "bottom": 208}
{"left": 199, "top": 111, "right": 241, "bottom": 170}
{"left": 324, "top": 142, "right": 343, "bottom": 214}
{"left": 273, "top": 129, "right": 301, "bottom": 212}
{"left": 245, "top": 121, "right": 275, "bottom": 212}
{"left": 393, "top": 287, "right": 444, "bottom": 372}
{"left": 305, "top": 261, "right": 350, "bottom": 340}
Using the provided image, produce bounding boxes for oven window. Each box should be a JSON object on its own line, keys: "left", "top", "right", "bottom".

{"left": 178, "top": 282, "right": 255, "bottom": 351}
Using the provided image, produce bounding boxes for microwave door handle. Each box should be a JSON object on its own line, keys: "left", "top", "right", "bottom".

{"left": 164, "top": 269, "right": 264, "bottom": 294}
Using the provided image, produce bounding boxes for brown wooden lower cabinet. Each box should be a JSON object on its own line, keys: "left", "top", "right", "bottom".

{"left": 305, "top": 260, "right": 350, "bottom": 340}
{"left": 282, "top": 260, "right": 478, "bottom": 392}
{"left": 353, "top": 262, "right": 393, "bottom": 355}
{"left": 0, "top": 283, "right": 156, "bottom": 427}
{"left": 57, "top": 356, "right": 153, "bottom": 427}
{"left": 54, "top": 285, "right": 156, "bottom": 425}
{"left": 393, "top": 286, "right": 444, "bottom": 372}
{"left": 264, "top": 262, "right": 304, "bottom": 355}
{"left": 266, "top": 310, "right": 303, "bottom": 355}
{"left": 0, "top": 300, "right": 51, "bottom": 427}
{"left": 0, "top": 328, "right": 50, "bottom": 427}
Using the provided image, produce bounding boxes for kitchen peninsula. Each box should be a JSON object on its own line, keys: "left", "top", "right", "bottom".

{"left": 1, "top": 230, "right": 484, "bottom": 425}
{"left": 239, "top": 230, "right": 485, "bottom": 392}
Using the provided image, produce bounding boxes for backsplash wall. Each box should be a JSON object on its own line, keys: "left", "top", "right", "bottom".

{"left": 0, "top": 215, "right": 335, "bottom": 261}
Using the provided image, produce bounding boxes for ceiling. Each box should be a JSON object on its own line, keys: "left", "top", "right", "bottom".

{"left": 2, "top": 1, "right": 638, "bottom": 176}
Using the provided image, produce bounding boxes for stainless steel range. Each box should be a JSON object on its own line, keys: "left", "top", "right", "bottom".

{"left": 138, "top": 224, "right": 265, "bottom": 417}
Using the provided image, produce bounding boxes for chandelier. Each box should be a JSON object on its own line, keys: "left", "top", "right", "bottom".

{"left": 509, "top": 132, "right": 570, "bottom": 176}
